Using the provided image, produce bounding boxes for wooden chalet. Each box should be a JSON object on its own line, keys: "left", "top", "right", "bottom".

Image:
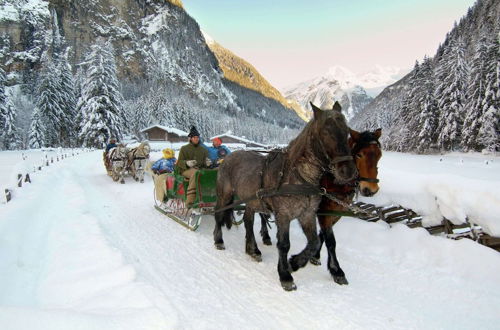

{"left": 210, "top": 133, "right": 267, "bottom": 149}
{"left": 140, "top": 125, "right": 188, "bottom": 143}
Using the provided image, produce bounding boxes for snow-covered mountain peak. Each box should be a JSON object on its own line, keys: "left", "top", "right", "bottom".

{"left": 358, "top": 65, "right": 408, "bottom": 89}
{"left": 326, "top": 65, "right": 356, "bottom": 82}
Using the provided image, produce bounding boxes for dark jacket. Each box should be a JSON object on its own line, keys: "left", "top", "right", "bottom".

{"left": 176, "top": 142, "right": 209, "bottom": 173}
{"left": 106, "top": 143, "right": 117, "bottom": 152}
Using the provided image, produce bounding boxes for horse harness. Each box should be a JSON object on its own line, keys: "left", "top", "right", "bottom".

{"left": 215, "top": 146, "right": 375, "bottom": 217}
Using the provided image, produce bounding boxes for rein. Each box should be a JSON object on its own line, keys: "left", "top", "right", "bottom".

{"left": 214, "top": 183, "right": 323, "bottom": 214}
{"left": 316, "top": 135, "right": 353, "bottom": 170}
{"left": 213, "top": 183, "right": 374, "bottom": 217}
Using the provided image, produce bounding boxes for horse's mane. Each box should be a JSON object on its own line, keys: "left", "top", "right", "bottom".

{"left": 352, "top": 130, "right": 381, "bottom": 154}
{"left": 358, "top": 131, "right": 381, "bottom": 144}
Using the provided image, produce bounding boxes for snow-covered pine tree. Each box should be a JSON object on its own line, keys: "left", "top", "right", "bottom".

{"left": 28, "top": 107, "right": 45, "bottom": 149}
{"left": 77, "top": 41, "right": 124, "bottom": 148}
{"left": 477, "top": 31, "right": 500, "bottom": 152}
{"left": 435, "top": 36, "right": 469, "bottom": 151}
{"left": 416, "top": 57, "right": 438, "bottom": 153}
{"left": 57, "top": 51, "right": 77, "bottom": 147}
{"left": 0, "top": 67, "right": 7, "bottom": 135}
{"left": 2, "top": 92, "right": 20, "bottom": 150}
{"left": 35, "top": 61, "right": 64, "bottom": 147}
{"left": 462, "top": 34, "right": 490, "bottom": 151}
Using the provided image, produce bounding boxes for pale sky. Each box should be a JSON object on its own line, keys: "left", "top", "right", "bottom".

{"left": 182, "top": 0, "right": 477, "bottom": 89}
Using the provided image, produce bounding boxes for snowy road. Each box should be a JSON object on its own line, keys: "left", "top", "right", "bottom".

{"left": 1, "top": 150, "right": 500, "bottom": 330}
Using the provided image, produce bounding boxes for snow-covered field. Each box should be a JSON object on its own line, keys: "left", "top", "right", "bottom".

{"left": 0, "top": 149, "right": 499, "bottom": 330}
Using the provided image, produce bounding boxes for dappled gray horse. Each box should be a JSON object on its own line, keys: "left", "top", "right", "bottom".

{"left": 127, "top": 141, "right": 150, "bottom": 183}
{"left": 214, "top": 102, "right": 357, "bottom": 291}
{"left": 107, "top": 144, "right": 129, "bottom": 184}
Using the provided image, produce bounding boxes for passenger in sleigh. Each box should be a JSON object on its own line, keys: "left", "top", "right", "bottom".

{"left": 153, "top": 148, "right": 177, "bottom": 203}
{"left": 105, "top": 138, "right": 118, "bottom": 153}
{"left": 104, "top": 137, "right": 118, "bottom": 171}
{"left": 206, "top": 137, "right": 231, "bottom": 168}
{"left": 176, "top": 126, "right": 210, "bottom": 207}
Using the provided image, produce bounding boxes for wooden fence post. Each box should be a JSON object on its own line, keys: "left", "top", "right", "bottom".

{"left": 5, "top": 189, "right": 11, "bottom": 202}
{"left": 17, "top": 174, "right": 22, "bottom": 188}
{"left": 25, "top": 174, "right": 31, "bottom": 183}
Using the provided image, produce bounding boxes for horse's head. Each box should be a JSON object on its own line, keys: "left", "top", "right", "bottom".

{"left": 116, "top": 144, "right": 129, "bottom": 159}
{"left": 310, "top": 102, "right": 358, "bottom": 183}
{"left": 140, "top": 141, "right": 151, "bottom": 158}
{"left": 349, "top": 128, "right": 382, "bottom": 197}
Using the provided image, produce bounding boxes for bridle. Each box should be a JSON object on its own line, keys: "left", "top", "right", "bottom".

{"left": 316, "top": 135, "right": 353, "bottom": 173}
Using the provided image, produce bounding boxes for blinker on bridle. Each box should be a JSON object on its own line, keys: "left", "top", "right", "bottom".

{"left": 316, "top": 134, "right": 353, "bottom": 170}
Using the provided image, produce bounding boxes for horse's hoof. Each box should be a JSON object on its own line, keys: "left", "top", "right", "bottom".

{"left": 251, "top": 254, "right": 262, "bottom": 262}
{"left": 140, "top": 180, "right": 144, "bottom": 183}
{"left": 247, "top": 252, "right": 262, "bottom": 262}
{"left": 309, "top": 257, "right": 321, "bottom": 266}
{"left": 215, "top": 243, "right": 225, "bottom": 250}
{"left": 120, "top": 181, "right": 125, "bottom": 184}
{"left": 262, "top": 237, "right": 272, "bottom": 246}
{"left": 281, "top": 281, "right": 297, "bottom": 291}
{"left": 333, "top": 276, "right": 349, "bottom": 285}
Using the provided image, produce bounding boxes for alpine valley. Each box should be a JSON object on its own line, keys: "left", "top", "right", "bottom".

{"left": 0, "top": 0, "right": 306, "bottom": 149}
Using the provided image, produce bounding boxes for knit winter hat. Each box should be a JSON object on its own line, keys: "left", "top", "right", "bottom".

{"left": 188, "top": 126, "right": 200, "bottom": 138}
{"left": 162, "top": 148, "right": 174, "bottom": 159}
{"left": 212, "top": 137, "right": 222, "bottom": 145}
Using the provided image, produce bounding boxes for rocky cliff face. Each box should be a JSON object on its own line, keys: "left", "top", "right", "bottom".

{"left": 0, "top": 0, "right": 304, "bottom": 143}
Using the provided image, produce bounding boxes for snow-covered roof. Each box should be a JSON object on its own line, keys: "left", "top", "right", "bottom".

{"left": 140, "top": 125, "right": 188, "bottom": 136}
{"left": 210, "top": 132, "right": 267, "bottom": 147}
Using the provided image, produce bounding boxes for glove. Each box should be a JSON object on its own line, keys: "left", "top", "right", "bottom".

{"left": 217, "top": 159, "right": 224, "bottom": 165}
{"left": 205, "top": 158, "right": 212, "bottom": 167}
{"left": 186, "top": 160, "right": 197, "bottom": 168}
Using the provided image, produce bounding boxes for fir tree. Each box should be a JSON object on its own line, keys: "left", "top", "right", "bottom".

{"left": 29, "top": 107, "right": 45, "bottom": 149}
{"left": 462, "top": 34, "right": 490, "bottom": 151}
{"left": 2, "top": 95, "right": 20, "bottom": 150}
{"left": 477, "top": 32, "right": 500, "bottom": 151}
{"left": 416, "top": 57, "right": 438, "bottom": 153}
{"left": 77, "top": 41, "right": 124, "bottom": 148}
{"left": 435, "top": 36, "right": 469, "bottom": 151}
{"left": 0, "top": 67, "right": 6, "bottom": 133}
{"left": 57, "top": 53, "right": 77, "bottom": 147}
{"left": 35, "top": 61, "right": 64, "bottom": 147}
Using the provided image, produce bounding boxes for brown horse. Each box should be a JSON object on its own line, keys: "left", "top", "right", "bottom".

{"left": 214, "top": 102, "right": 358, "bottom": 291}
{"left": 257, "top": 129, "right": 382, "bottom": 284}
{"left": 311, "top": 128, "right": 382, "bottom": 285}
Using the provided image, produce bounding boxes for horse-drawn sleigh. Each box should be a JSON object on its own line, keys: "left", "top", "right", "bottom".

{"left": 104, "top": 141, "right": 151, "bottom": 183}
{"left": 153, "top": 102, "right": 383, "bottom": 291}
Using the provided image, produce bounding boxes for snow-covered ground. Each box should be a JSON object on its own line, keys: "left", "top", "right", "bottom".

{"left": 0, "top": 149, "right": 499, "bottom": 330}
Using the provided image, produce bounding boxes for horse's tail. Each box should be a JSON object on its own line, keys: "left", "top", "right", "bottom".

{"left": 222, "top": 197, "right": 234, "bottom": 230}
{"left": 215, "top": 164, "right": 235, "bottom": 230}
